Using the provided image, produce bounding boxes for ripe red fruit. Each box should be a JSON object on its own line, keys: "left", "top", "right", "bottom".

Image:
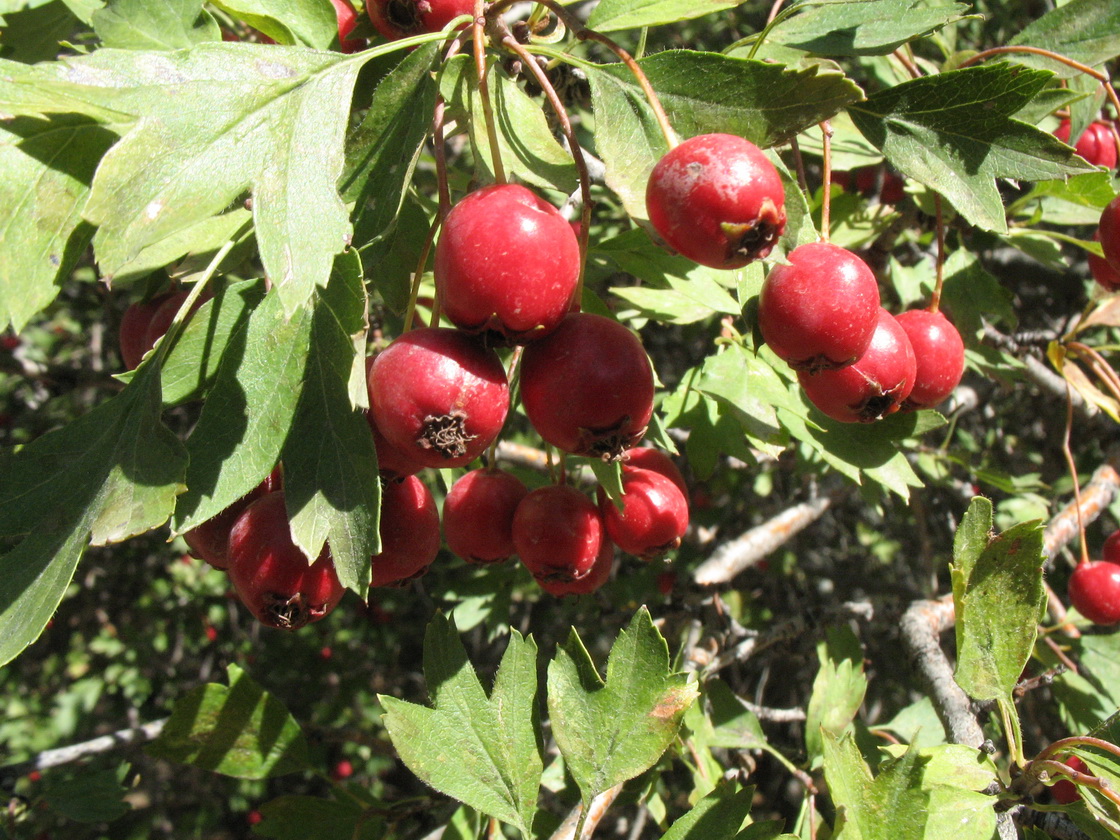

{"left": 183, "top": 466, "right": 283, "bottom": 570}
{"left": 1051, "top": 755, "right": 1088, "bottom": 804}
{"left": 1089, "top": 230, "right": 1120, "bottom": 292}
{"left": 330, "top": 0, "right": 363, "bottom": 52}
{"left": 1, "top": 334, "right": 20, "bottom": 351}
{"left": 227, "top": 492, "right": 345, "bottom": 630}
{"left": 443, "top": 468, "right": 529, "bottom": 564}
{"left": 646, "top": 133, "right": 786, "bottom": 269}
{"left": 435, "top": 184, "right": 581, "bottom": 344}
{"left": 1099, "top": 196, "right": 1120, "bottom": 269}
{"left": 759, "top": 242, "right": 881, "bottom": 372}
{"left": 1068, "top": 560, "right": 1120, "bottom": 625}
{"left": 513, "top": 485, "right": 604, "bottom": 583}
{"left": 364, "top": 357, "right": 424, "bottom": 479}
{"left": 520, "top": 313, "right": 654, "bottom": 460}
{"left": 1103, "top": 529, "right": 1120, "bottom": 565}
{"left": 1055, "top": 119, "right": 1118, "bottom": 169}
{"left": 536, "top": 537, "right": 614, "bottom": 597}
{"left": 624, "top": 446, "right": 687, "bottom": 497}
{"left": 119, "top": 291, "right": 174, "bottom": 369}
{"left": 894, "top": 309, "right": 965, "bottom": 410}
{"left": 798, "top": 308, "right": 916, "bottom": 423}
{"left": 331, "top": 759, "right": 355, "bottom": 781}
{"left": 367, "top": 328, "right": 509, "bottom": 469}
{"left": 370, "top": 475, "right": 441, "bottom": 588}
{"left": 598, "top": 467, "right": 689, "bottom": 559}
{"left": 367, "top": 0, "right": 472, "bottom": 40}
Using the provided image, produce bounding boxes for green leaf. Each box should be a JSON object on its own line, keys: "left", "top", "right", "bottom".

{"left": 1076, "top": 631, "right": 1120, "bottom": 712}
{"left": 950, "top": 497, "right": 1046, "bottom": 702}
{"left": 0, "top": 363, "right": 186, "bottom": 667}
{"left": 849, "top": 63, "right": 1098, "bottom": 233}
{"left": 146, "top": 663, "right": 310, "bottom": 778}
{"left": 43, "top": 769, "right": 129, "bottom": 823}
{"left": 8, "top": 44, "right": 365, "bottom": 313}
{"left": 173, "top": 285, "right": 311, "bottom": 532}
{"left": 585, "top": 52, "right": 863, "bottom": 221}
{"left": 938, "top": 250, "right": 1016, "bottom": 345}
{"left": 878, "top": 743, "right": 998, "bottom": 793}
{"left": 440, "top": 55, "right": 577, "bottom": 194}
{"left": 547, "top": 607, "right": 699, "bottom": 807}
{"left": 822, "top": 732, "right": 930, "bottom": 840}
{"left": 345, "top": 43, "right": 440, "bottom": 247}
{"left": 253, "top": 796, "right": 384, "bottom": 840}
{"left": 380, "top": 615, "right": 542, "bottom": 837}
{"left": 588, "top": 0, "right": 741, "bottom": 31}
{"left": 805, "top": 626, "right": 867, "bottom": 764}
{"left": 661, "top": 783, "right": 754, "bottom": 840}
{"left": 1009, "top": 0, "right": 1120, "bottom": 79}
{"left": 611, "top": 273, "right": 741, "bottom": 324}
{"left": 769, "top": 0, "right": 972, "bottom": 57}
{"left": 91, "top": 0, "right": 221, "bottom": 50}
{"left": 282, "top": 251, "right": 380, "bottom": 595}
{"left": 0, "top": 0, "right": 79, "bottom": 63}
{"left": 0, "top": 114, "right": 113, "bottom": 332}
{"left": 209, "top": 0, "right": 337, "bottom": 48}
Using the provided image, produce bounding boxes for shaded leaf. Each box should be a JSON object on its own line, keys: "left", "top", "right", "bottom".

{"left": 43, "top": 769, "right": 129, "bottom": 823}
{"left": 0, "top": 0, "right": 78, "bottom": 63}
{"left": 770, "top": 0, "right": 972, "bottom": 57}
{"left": 822, "top": 733, "right": 930, "bottom": 840}
{"left": 253, "top": 795, "right": 384, "bottom": 840}
{"left": 209, "top": 0, "right": 337, "bottom": 48}
{"left": 661, "top": 783, "right": 754, "bottom": 840}
{"left": 147, "top": 664, "right": 310, "bottom": 778}
{"left": 1009, "top": 0, "right": 1120, "bottom": 79}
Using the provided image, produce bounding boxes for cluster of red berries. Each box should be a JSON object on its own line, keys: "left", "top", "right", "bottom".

{"left": 1067, "top": 528, "right": 1120, "bottom": 626}
{"left": 758, "top": 241, "right": 965, "bottom": 422}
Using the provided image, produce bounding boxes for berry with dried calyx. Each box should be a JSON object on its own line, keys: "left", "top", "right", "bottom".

{"left": 443, "top": 468, "right": 529, "bottom": 564}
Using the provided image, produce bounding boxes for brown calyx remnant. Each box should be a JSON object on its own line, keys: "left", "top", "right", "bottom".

{"left": 578, "top": 418, "right": 647, "bottom": 462}
{"left": 418, "top": 410, "right": 478, "bottom": 459}
{"left": 386, "top": 0, "right": 423, "bottom": 32}
{"left": 263, "top": 592, "right": 318, "bottom": 630}
{"left": 722, "top": 198, "right": 785, "bottom": 265}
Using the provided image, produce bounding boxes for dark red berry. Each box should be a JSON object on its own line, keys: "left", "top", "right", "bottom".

{"left": 364, "top": 357, "right": 424, "bottom": 479}
{"left": 536, "top": 537, "right": 614, "bottom": 597}
{"left": 331, "top": 759, "right": 354, "bottom": 781}
{"left": 759, "top": 242, "right": 880, "bottom": 372}
{"left": 513, "top": 485, "right": 604, "bottom": 583}
{"left": 370, "top": 475, "right": 441, "bottom": 588}
{"left": 367, "top": 0, "right": 472, "bottom": 40}
{"left": 598, "top": 467, "right": 689, "bottom": 559}
{"left": 624, "top": 446, "right": 687, "bottom": 497}
{"left": 227, "top": 492, "right": 345, "bottom": 630}
{"left": 183, "top": 466, "right": 283, "bottom": 570}
{"left": 894, "top": 309, "right": 965, "bottom": 410}
{"left": 435, "top": 184, "right": 581, "bottom": 344}
{"left": 1099, "top": 196, "right": 1120, "bottom": 269}
{"left": 331, "top": 0, "right": 363, "bottom": 52}
{"left": 1051, "top": 755, "right": 1088, "bottom": 804}
{"left": 798, "top": 308, "right": 916, "bottom": 423}
{"left": 1089, "top": 230, "right": 1120, "bottom": 292}
{"left": 1, "top": 334, "right": 20, "bottom": 351}
{"left": 1055, "top": 119, "right": 1118, "bottom": 169}
{"left": 1068, "top": 560, "right": 1120, "bottom": 625}
{"left": 367, "top": 328, "right": 509, "bottom": 469}
{"left": 443, "top": 468, "right": 529, "bottom": 564}
{"left": 1103, "top": 529, "right": 1120, "bottom": 565}
{"left": 656, "top": 571, "right": 677, "bottom": 595}
{"left": 520, "top": 313, "right": 654, "bottom": 460}
{"left": 646, "top": 133, "right": 786, "bottom": 269}
{"left": 119, "top": 292, "right": 173, "bottom": 370}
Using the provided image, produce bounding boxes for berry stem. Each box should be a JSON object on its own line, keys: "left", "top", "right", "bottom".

{"left": 1061, "top": 377, "right": 1091, "bottom": 567}
{"left": 1036, "top": 735, "right": 1120, "bottom": 765}
{"left": 789, "top": 135, "right": 809, "bottom": 195}
{"left": 486, "top": 0, "right": 678, "bottom": 150}
{"left": 819, "top": 120, "right": 832, "bottom": 242}
{"left": 473, "top": 0, "right": 506, "bottom": 185}
{"left": 930, "top": 195, "right": 945, "bottom": 314}
{"left": 403, "top": 217, "right": 441, "bottom": 333}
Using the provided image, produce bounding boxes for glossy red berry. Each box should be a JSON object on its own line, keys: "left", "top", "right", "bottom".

{"left": 798, "top": 308, "right": 916, "bottom": 423}
{"left": 330, "top": 0, "right": 363, "bottom": 52}
{"left": 536, "top": 537, "right": 614, "bottom": 597}
{"left": 367, "top": 0, "right": 472, "bottom": 40}
{"left": 119, "top": 291, "right": 174, "bottom": 369}
{"left": 513, "top": 485, "right": 604, "bottom": 583}
{"left": 598, "top": 467, "right": 689, "bottom": 559}
{"left": 624, "top": 446, "right": 687, "bottom": 497}
{"left": 435, "top": 184, "right": 581, "bottom": 344}
{"left": 1055, "top": 119, "right": 1118, "bottom": 169}
{"left": 1050, "top": 755, "right": 1088, "bottom": 804}
{"left": 367, "top": 328, "right": 509, "bottom": 469}
{"left": 759, "top": 242, "right": 881, "bottom": 372}
{"left": 227, "top": 492, "right": 345, "bottom": 630}
{"left": 894, "top": 309, "right": 965, "bottom": 410}
{"left": 1103, "top": 529, "right": 1120, "bottom": 565}
{"left": 1089, "top": 230, "right": 1120, "bottom": 291}
{"left": 184, "top": 466, "right": 283, "bottom": 570}
{"left": 646, "top": 133, "right": 786, "bottom": 269}
{"left": 331, "top": 759, "right": 355, "bottom": 781}
{"left": 364, "top": 357, "right": 424, "bottom": 479}
{"left": 1099, "top": 196, "right": 1120, "bottom": 269}
{"left": 520, "top": 313, "right": 654, "bottom": 460}
{"left": 370, "top": 475, "right": 441, "bottom": 588}
{"left": 443, "top": 468, "right": 529, "bottom": 564}
{"left": 1068, "top": 560, "right": 1120, "bottom": 625}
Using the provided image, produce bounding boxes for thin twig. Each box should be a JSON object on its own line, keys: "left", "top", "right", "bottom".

{"left": 0, "top": 719, "right": 167, "bottom": 788}
{"left": 548, "top": 783, "right": 624, "bottom": 840}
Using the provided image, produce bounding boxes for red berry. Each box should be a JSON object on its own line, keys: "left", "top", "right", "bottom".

{"left": 850, "top": 166, "right": 906, "bottom": 204}
{"left": 1, "top": 334, "right": 20, "bottom": 351}
{"left": 1068, "top": 560, "right": 1120, "bottom": 625}
{"left": 1099, "top": 196, "right": 1120, "bottom": 270}
{"left": 798, "top": 308, "right": 916, "bottom": 423}
{"left": 119, "top": 292, "right": 173, "bottom": 370}
{"left": 520, "top": 313, "right": 654, "bottom": 460}
{"left": 204, "top": 624, "right": 218, "bottom": 643}
{"left": 1051, "top": 755, "right": 1088, "bottom": 804}
{"left": 513, "top": 485, "right": 604, "bottom": 583}
{"left": 367, "top": 0, "right": 472, "bottom": 39}
{"left": 331, "top": 759, "right": 354, "bottom": 781}
{"left": 363, "top": 357, "right": 424, "bottom": 479}
{"left": 367, "top": 328, "right": 510, "bottom": 469}
{"left": 247, "top": 810, "right": 263, "bottom": 826}
{"left": 1089, "top": 230, "right": 1120, "bottom": 292}
{"left": 370, "top": 475, "right": 441, "bottom": 588}
{"left": 183, "top": 466, "right": 283, "bottom": 570}
{"left": 624, "top": 446, "right": 687, "bottom": 497}
{"left": 320, "top": 645, "right": 333, "bottom": 659}
{"left": 227, "top": 492, "right": 345, "bottom": 630}
{"left": 1103, "top": 529, "right": 1120, "bottom": 565}
{"left": 1055, "top": 119, "right": 1118, "bottom": 169}
{"left": 435, "top": 184, "right": 581, "bottom": 344}
{"left": 27, "top": 770, "right": 42, "bottom": 783}
{"left": 443, "top": 468, "right": 529, "bottom": 564}
{"left": 330, "top": 0, "right": 363, "bottom": 52}
{"left": 646, "top": 133, "right": 786, "bottom": 269}
{"left": 598, "top": 467, "right": 689, "bottom": 559}
{"left": 656, "top": 571, "right": 677, "bottom": 595}
{"left": 894, "top": 309, "right": 965, "bottom": 410}
{"left": 759, "top": 242, "right": 881, "bottom": 372}
{"left": 536, "top": 537, "right": 614, "bottom": 597}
